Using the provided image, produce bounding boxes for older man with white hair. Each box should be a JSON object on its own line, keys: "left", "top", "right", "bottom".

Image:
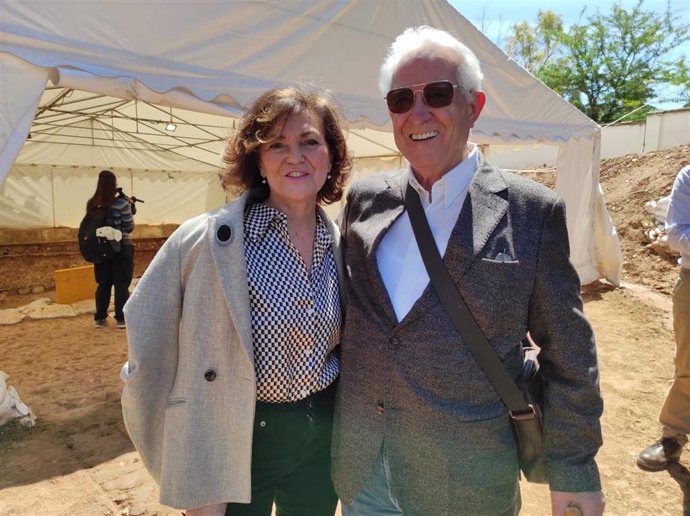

{"left": 332, "top": 26, "right": 605, "bottom": 516}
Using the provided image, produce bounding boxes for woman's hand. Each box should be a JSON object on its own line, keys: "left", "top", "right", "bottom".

{"left": 184, "top": 503, "right": 227, "bottom": 516}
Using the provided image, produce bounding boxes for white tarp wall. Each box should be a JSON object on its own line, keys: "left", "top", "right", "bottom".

{"left": 0, "top": 56, "right": 48, "bottom": 184}
{"left": 0, "top": 0, "right": 622, "bottom": 285}
{"left": 1, "top": 109, "right": 229, "bottom": 227}
{"left": 0, "top": 165, "right": 227, "bottom": 228}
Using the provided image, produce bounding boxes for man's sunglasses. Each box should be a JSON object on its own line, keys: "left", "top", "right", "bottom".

{"left": 385, "top": 80, "right": 460, "bottom": 114}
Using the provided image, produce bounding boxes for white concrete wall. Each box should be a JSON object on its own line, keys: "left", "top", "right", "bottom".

{"left": 643, "top": 109, "right": 690, "bottom": 152}
{"left": 600, "top": 123, "right": 646, "bottom": 159}
{"left": 601, "top": 108, "right": 690, "bottom": 159}
{"left": 487, "top": 107, "right": 690, "bottom": 170}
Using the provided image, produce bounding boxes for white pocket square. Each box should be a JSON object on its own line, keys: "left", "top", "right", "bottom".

{"left": 481, "top": 252, "right": 520, "bottom": 265}
{"left": 494, "top": 252, "right": 513, "bottom": 262}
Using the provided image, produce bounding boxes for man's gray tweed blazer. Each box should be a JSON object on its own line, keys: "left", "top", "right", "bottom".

{"left": 331, "top": 158, "right": 604, "bottom": 516}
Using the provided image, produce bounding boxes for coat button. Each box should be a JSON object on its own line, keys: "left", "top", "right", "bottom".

{"left": 376, "top": 403, "right": 385, "bottom": 414}
{"left": 389, "top": 337, "right": 399, "bottom": 347}
{"left": 216, "top": 224, "right": 233, "bottom": 245}
{"left": 204, "top": 369, "right": 217, "bottom": 382}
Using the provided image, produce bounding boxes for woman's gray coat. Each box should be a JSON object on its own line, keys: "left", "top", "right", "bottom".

{"left": 120, "top": 190, "right": 344, "bottom": 509}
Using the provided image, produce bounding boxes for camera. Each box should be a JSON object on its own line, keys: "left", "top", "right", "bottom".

{"left": 116, "top": 187, "right": 144, "bottom": 215}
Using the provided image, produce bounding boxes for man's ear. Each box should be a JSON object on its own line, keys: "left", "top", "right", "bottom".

{"left": 469, "top": 91, "right": 486, "bottom": 123}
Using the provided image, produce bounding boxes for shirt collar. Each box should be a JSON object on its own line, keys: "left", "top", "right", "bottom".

{"left": 244, "top": 202, "right": 286, "bottom": 243}
{"left": 408, "top": 142, "right": 479, "bottom": 208}
{"left": 244, "top": 202, "right": 332, "bottom": 249}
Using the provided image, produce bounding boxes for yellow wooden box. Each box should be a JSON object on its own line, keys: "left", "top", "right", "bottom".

{"left": 55, "top": 265, "right": 96, "bottom": 304}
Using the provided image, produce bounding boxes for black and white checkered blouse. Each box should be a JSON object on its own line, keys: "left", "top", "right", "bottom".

{"left": 244, "top": 203, "right": 341, "bottom": 403}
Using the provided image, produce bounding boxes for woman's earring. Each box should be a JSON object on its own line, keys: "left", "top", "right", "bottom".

{"left": 261, "top": 178, "right": 267, "bottom": 184}
{"left": 327, "top": 172, "right": 332, "bottom": 179}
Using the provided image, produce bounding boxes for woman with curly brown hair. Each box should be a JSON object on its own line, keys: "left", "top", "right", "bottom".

{"left": 120, "top": 87, "right": 351, "bottom": 516}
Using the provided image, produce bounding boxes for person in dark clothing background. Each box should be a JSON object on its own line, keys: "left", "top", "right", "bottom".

{"left": 85, "top": 169, "right": 135, "bottom": 329}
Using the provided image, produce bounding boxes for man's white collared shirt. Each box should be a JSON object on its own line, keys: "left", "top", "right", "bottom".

{"left": 376, "top": 146, "right": 479, "bottom": 322}
{"left": 666, "top": 165, "right": 690, "bottom": 269}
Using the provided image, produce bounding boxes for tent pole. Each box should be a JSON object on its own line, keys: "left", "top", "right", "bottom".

{"left": 50, "top": 167, "right": 57, "bottom": 228}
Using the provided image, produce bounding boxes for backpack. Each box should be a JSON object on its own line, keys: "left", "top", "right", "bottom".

{"left": 78, "top": 208, "right": 119, "bottom": 263}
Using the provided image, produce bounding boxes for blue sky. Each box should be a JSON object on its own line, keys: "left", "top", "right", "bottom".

{"left": 448, "top": 0, "right": 690, "bottom": 109}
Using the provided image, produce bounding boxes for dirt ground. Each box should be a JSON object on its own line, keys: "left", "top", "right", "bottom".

{"left": 1, "top": 144, "right": 689, "bottom": 515}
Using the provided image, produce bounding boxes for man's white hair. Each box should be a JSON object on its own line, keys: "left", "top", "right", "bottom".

{"left": 378, "top": 26, "right": 483, "bottom": 102}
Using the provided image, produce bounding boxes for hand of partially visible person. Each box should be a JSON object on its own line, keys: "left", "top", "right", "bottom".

{"left": 184, "top": 503, "right": 227, "bottom": 516}
{"left": 551, "top": 490, "right": 605, "bottom": 516}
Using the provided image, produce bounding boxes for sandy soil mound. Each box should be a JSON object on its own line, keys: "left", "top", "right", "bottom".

{"left": 602, "top": 144, "right": 689, "bottom": 293}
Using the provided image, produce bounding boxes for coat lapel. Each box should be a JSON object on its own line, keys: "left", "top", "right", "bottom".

{"left": 319, "top": 205, "right": 347, "bottom": 313}
{"left": 209, "top": 192, "right": 255, "bottom": 367}
{"left": 402, "top": 159, "right": 509, "bottom": 326}
{"left": 349, "top": 171, "right": 407, "bottom": 325}
{"left": 371, "top": 172, "right": 407, "bottom": 322}
{"left": 448, "top": 160, "right": 509, "bottom": 278}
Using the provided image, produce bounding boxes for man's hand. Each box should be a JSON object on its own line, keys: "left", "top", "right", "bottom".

{"left": 551, "top": 490, "right": 605, "bottom": 516}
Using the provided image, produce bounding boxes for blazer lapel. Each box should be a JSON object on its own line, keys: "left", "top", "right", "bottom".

{"left": 448, "top": 160, "right": 509, "bottom": 278}
{"left": 354, "top": 171, "right": 407, "bottom": 325}
{"left": 209, "top": 192, "right": 255, "bottom": 367}
{"left": 403, "top": 160, "right": 509, "bottom": 327}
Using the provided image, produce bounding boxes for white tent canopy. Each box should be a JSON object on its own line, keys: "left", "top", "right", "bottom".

{"left": 0, "top": 0, "right": 621, "bottom": 285}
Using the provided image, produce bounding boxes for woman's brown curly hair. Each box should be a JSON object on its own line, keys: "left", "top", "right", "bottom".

{"left": 220, "top": 87, "right": 352, "bottom": 205}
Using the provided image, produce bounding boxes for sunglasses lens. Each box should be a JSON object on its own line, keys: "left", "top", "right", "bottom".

{"left": 386, "top": 81, "right": 456, "bottom": 113}
{"left": 424, "top": 81, "right": 455, "bottom": 108}
{"left": 386, "top": 88, "right": 414, "bottom": 114}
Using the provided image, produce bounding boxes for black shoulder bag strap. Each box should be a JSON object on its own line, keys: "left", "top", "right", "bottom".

{"left": 403, "top": 181, "right": 534, "bottom": 420}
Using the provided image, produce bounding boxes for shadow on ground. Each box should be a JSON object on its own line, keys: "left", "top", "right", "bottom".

{"left": 667, "top": 462, "right": 690, "bottom": 516}
{"left": 0, "top": 398, "right": 134, "bottom": 488}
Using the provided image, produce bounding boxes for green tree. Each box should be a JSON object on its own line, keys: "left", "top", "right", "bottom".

{"left": 505, "top": 10, "right": 563, "bottom": 74}
{"left": 671, "top": 63, "right": 690, "bottom": 107}
{"left": 504, "top": 1, "right": 689, "bottom": 124}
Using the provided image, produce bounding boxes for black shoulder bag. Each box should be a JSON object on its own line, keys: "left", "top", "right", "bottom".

{"left": 403, "top": 182, "right": 547, "bottom": 484}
